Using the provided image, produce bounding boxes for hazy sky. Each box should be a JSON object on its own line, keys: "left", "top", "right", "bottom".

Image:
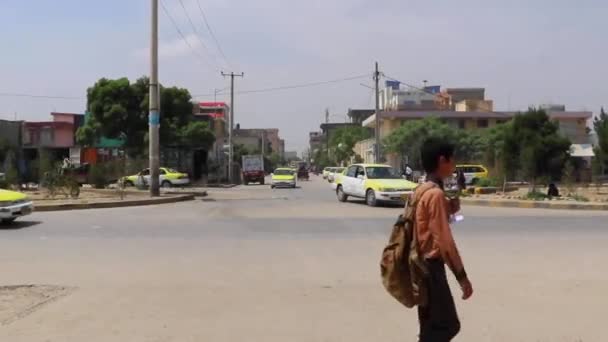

{"left": 0, "top": 0, "right": 606, "bottom": 152}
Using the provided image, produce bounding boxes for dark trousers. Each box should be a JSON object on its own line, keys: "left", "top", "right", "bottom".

{"left": 417, "top": 259, "right": 461, "bottom": 342}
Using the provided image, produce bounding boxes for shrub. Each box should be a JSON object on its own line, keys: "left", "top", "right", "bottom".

{"left": 525, "top": 191, "right": 548, "bottom": 201}
{"left": 88, "top": 164, "right": 108, "bottom": 189}
{"left": 475, "top": 177, "right": 500, "bottom": 187}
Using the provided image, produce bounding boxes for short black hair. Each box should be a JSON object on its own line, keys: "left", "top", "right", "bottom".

{"left": 420, "top": 136, "right": 455, "bottom": 173}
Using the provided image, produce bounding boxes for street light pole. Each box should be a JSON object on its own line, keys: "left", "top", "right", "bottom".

{"left": 149, "top": 0, "right": 160, "bottom": 196}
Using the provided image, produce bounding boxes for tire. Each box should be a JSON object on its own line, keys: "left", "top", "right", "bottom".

{"left": 366, "top": 189, "right": 378, "bottom": 207}
{"left": 1, "top": 218, "right": 16, "bottom": 225}
{"left": 161, "top": 181, "right": 172, "bottom": 188}
{"left": 336, "top": 186, "right": 348, "bottom": 202}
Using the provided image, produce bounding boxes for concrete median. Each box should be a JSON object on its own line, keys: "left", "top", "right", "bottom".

{"left": 34, "top": 194, "right": 195, "bottom": 212}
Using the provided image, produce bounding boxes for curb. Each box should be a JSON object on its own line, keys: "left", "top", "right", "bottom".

{"left": 34, "top": 194, "right": 195, "bottom": 212}
{"left": 163, "top": 191, "right": 208, "bottom": 197}
{"left": 461, "top": 198, "right": 608, "bottom": 211}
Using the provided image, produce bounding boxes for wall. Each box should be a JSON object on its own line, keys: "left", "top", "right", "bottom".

{"left": 0, "top": 120, "right": 22, "bottom": 147}
{"left": 53, "top": 125, "right": 74, "bottom": 147}
{"left": 557, "top": 118, "right": 588, "bottom": 144}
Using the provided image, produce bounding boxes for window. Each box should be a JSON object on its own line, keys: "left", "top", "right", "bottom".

{"left": 346, "top": 166, "right": 358, "bottom": 178}
{"left": 477, "top": 119, "right": 489, "bottom": 128}
{"left": 160, "top": 169, "right": 167, "bottom": 175}
{"left": 458, "top": 119, "right": 466, "bottom": 129}
{"left": 140, "top": 169, "right": 150, "bottom": 176}
{"left": 356, "top": 167, "right": 366, "bottom": 178}
{"left": 365, "top": 166, "right": 401, "bottom": 179}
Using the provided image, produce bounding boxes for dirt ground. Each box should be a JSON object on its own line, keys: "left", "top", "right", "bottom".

{"left": 476, "top": 185, "right": 608, "bottom": 203}
{"left": 0, "top": 285, "right": 73, "bottom": 326}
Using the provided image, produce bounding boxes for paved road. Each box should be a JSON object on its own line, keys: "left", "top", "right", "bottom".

{"left": 1, "top": 176, "right": 607, "bottom": 341}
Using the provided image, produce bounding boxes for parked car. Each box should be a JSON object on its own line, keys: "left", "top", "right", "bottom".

{"left": 322, "top": 167, "right": 332, "bottom": 179}
{"left": 455, "top": 164, "right": 488, "bottom": 185}
{"left": 0, "top": 189, "right": 33, "bottom": 224}
{"left": 271, "top": 168, "right": 297, "bottom": 189}
{"left": 328, "top": 167, "right": 345, "bottom": 183}
{"left": 122, "top": 167, "right": 190, "bottom": 188}
{"left": 334, "top": 164, "right": 418, "bottom": 206}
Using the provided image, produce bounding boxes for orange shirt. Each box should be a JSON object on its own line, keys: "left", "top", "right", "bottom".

{"left": 415, "top": 183, "right": 467, "bottom": 281}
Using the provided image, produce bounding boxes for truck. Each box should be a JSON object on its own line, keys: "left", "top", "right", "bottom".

{"left": 242, "top": 155, "right": 265, "bottom": 185}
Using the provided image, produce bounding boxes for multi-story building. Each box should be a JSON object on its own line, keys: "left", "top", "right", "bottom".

{"left": 347, "top": 109, "right": 374, "bottom": 125}
{"left": 194, "top": 102, "right": 229, "bottom": 161}
{"left": 233, "top": 128, "right": 284, "bottom": 158}
{"left": 309, "top": 131, "right": 324, "bottom": 154}
{"left": 358, "top": 107, "right": 593, "bottom": 167}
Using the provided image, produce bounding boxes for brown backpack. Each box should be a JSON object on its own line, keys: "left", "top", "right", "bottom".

{"left": 380, "top": 184, "right": 435, "bottom": 308}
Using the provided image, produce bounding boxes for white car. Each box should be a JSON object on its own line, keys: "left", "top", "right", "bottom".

{"left": 0, "top": 189, "right": 34, "bottom": 224}
{"left": 327, "top": 167, "right": 345, "bottom": 183}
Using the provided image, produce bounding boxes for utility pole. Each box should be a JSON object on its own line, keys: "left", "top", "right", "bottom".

{"left": 149, "top": 0, "right": 160, "bottom": 196}
{"left": 374, "top": 62, "right": 381, "bottom": 164}
{"left": 221, "top": 71, "right": 244, "bottom": 184}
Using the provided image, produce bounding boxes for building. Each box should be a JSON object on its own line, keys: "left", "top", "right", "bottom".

{"left": 309, "top": 131, "right": 324, "bottom": 153}
{"left": 445, "top": 88, "right": 486, "bottom": 103}
{"left": 347, "top": 109, "right": 374, "bottom": 125}
{"left": 359, "top": 108, "right": 593, "bottom": 167}
{"left": 194, "top": 102, "right": 229, "bottom": 161}
{"left": 233, "top": 128, "right": 285, "bottom": 158}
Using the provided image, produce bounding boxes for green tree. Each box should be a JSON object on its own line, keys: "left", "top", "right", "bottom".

{"left": 384, "top": 117, "right": 486, "bottom": 170}
{"left": 179, "top": 121, "right": 215, "bottom": 149}
{"left": 593, "top": 107, "right": 608, "bottom": 175}
{"left": 77, "top": 77, "right": 200, "bottom": 156}
{"left": 502, "top": 109, "right": 571, "bottom": 186}
{"left": 328, "top": 126, "right": 371, "bottom": 164}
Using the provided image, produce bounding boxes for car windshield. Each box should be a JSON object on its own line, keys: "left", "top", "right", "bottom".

{"left": 274, "top": 169, "right": 293, "bottom": 176}
{"left": 165, "top": 168, "right": 179, "bottom": 173}
{"left": 365, "top": 167, "right": 401, "bottom": 179}
{"left": 336, "top": 168, "right": 345, "bottom": 173}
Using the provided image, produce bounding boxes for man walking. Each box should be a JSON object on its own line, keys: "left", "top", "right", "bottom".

{"left": 415, "top": 137, "right": 473, "bottom": 341}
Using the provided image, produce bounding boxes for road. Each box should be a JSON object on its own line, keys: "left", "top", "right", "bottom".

{"left": 1, "top": 176, "right": 607, "bottom": 341}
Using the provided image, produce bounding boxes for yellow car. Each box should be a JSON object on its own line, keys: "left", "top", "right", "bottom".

{"left": 455, "top": 164, "right": 488, "bottom": 185}
{"left": 0, "top": 189, "right": 34, "bottom": 224}
{"left": 271, "top": 168, "right": 297, "bottom": 189}
{"left": 123, "top": 167, "right": 190, "bottom": 188}
{"left": 334, "top": 164, "right": 418, "bottom": 206}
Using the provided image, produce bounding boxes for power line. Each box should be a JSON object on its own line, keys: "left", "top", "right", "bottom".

{"left": 195, "top": 0, "right": 232, "bottom": 68}
{"left": 193, "top": 73, "right": 370, "bottom": 98}
{"left": 176, "top": 0, "right": 222, "bottom": 69}
{"left": 0, "top": 92, "right": 83, "bottom": 100}
{"left": 159, "top": 0, "right": 218, "bottom": 71}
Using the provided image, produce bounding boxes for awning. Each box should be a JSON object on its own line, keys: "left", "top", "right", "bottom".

{"left": 570, "top": 144, "right": 595, "bottom": 157}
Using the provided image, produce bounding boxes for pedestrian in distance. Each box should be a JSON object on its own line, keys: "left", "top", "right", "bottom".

{"left": 414, "top": 137, "right": 473, "bottom": 341}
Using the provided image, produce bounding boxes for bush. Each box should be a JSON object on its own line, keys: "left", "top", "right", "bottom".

{"left": 88, "top": 164, "right": 109, "bottom": 189}
{"left": 475, "top": 177, "right": 500, "bottom": 187}
{"left": 525, "top": 191, "right": 548, "bottom": 201}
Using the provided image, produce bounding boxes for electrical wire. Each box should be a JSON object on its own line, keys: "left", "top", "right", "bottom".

{"left": 195, "top": 0, "right": 232, "bottom": 68}
{"left": 177, "top": 0, "right": 223, "bottom": 69}
{"left": 193, "top": 74, "right": 370, "bottom": 97}
{"left": 160, "top": 0, "right": 219, "bottom": 71}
